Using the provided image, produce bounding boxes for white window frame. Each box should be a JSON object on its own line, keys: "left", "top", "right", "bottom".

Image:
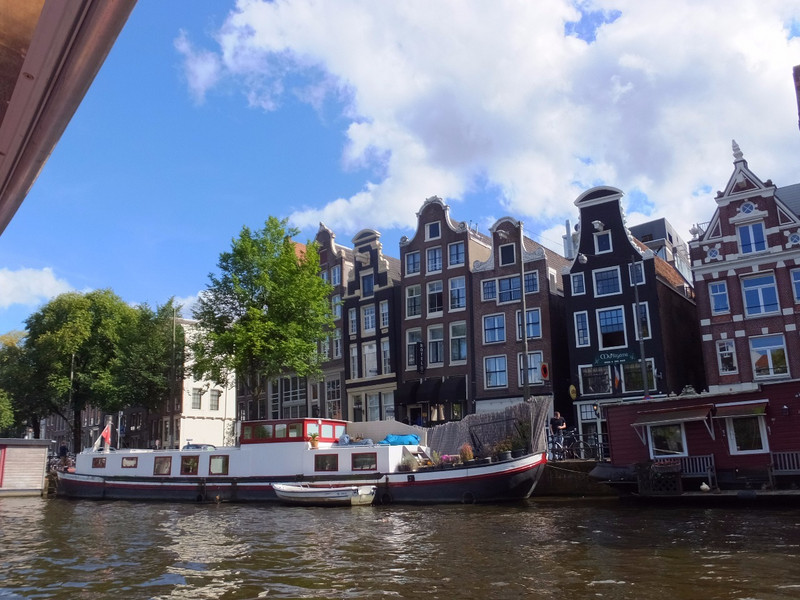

{"left": 333, "top": 328, "right": 342, "bottom": 359}
{"left": 349, "top": 346, "right": 359, "bottom": 379}
{"left": 647, "top": 423, "right": 688, "bottom": 459}
{"left": 330, "top": 265, "right": 341, "bottom": 286}
{"left": 792, "top": 269, "right": 800, "bottom": 303}
{"left": 571, "top": 272, "right": 585, "bottom": 296}
{"left": 578, "top": 364, "right": 611, "bottom": 395}
{"left": 737, "top": 222, "right": 767, "bottom": 255}
{"left": 449, "top": 276, "right": 466, "bottom": 311}
{"left": 716, "top": 339, "right": 738, "bottom": 375}
{"left": 406, "top": 284, "right": 421, "bottom": 318}
{"left": 449, "top": 321, "right": 467, "bottom": 364}
{"left": 596, "top": 306, "right": 627, "bottom": 350}
{"left": 741, "top": 273, "right": 779, "bottom": 316}
{"left": 749, "top": 334, "right": 788, "bottom": 379}
{"left": 574, "top": 311, "right": 590, "bottom": 347}
{"left": 406, "top": 329, "right": 421, "bottom": 370}
{"left": 426, "top": 246, "right": 443, "bottom": 274}
{"left": 631, "top": 301, "right": 652, "bottom": 341}
{"left": 361, "top": 273, "right": 375, "bottom": 298}
{"left": 484, "top": 355, "right": 508, "bottom": 389}
{"left": 348, "top": 308, "right": 358, "bottom": 335}
{"left": 516, "top": 308, "right": 542, "bottom": 340}
{"left": 379, "top": 300, "right": 390, "bottom": 329}
{"left": 709, "top": 281, "right": 730, "bottom": 315}
{"left": 362, "top": 305, "right": 376, "bottom": 333}
{"left": 381, "top": 339, "right": 391, "bottom": 374}
{"left": 332, "top": 295, "right": 342, "bottom": 320}
{"left": 724, "top": 415, "right": 770, "bottom": 456}
{"left": 594, "top": 230, "right": 612, "bottom": 254}
{"left": 483, "top": 313, "right": 506, "bottom": 344}
{"left": 628, "top": 262, "right": 645, "bottom": 286}
{"left": 405, "top": 251, "right": 420, "bottom": 276}
{"left": 448, "top": 241, "right": 465, "bottom": 267}
{"left": 499, "top": 243, "right": 516, "bottom": 266}
{"left": 426, "top": 221, "right": 441, "bottom": 241}
{"left": 592, "top": 266, "right": 622, "bottom": 297}
{"left": 362, "top": 341, "right": 378, "bottom": 378}
{"left": 428, "top": 324, "right": 444, "bottom": 367}
{"left": 427, "top": 280, "right": 444, "bottom": 316}
{"left": 482, "top": 279, "right": 496, "bottom": 301}
{"left": 518, "top": 351, "right": 543, "bottom": 387}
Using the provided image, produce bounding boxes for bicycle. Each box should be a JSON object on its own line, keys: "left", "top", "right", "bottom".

{"left": 550, "top": 429, "right": 599, "bottom": 460}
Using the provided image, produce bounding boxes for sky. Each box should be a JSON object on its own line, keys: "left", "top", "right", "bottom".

{"left": 2, "top": 0, "right": 800, "bottom": 335}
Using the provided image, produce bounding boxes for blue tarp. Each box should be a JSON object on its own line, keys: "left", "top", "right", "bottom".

{"left": 378, "top": 433, "right": 420, "bottom": 446}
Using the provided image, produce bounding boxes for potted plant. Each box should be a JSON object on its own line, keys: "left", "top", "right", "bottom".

{"left": 459, "top": 443, "right": 475, "bottom": 464}
{"left": 493, "top": 438, "right": 513, "bottom": 462}
{"left": 308, "top": 432, "right": 319, "bottom": 449}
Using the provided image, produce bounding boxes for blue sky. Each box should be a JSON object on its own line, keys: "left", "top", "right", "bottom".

{"left": 2, "top": 0, "right": 800, "bottom": 335}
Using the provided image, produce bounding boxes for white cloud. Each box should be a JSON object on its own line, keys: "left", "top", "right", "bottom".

{"left": 181, "top": 0, "right": 800, "bottom": 245}
{"left": 0, "top": 268, "right": 73, "bottom": 309}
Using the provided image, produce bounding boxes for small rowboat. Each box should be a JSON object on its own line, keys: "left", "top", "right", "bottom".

{"left": 272, "top": 483, "right": 376, "bottom": 506}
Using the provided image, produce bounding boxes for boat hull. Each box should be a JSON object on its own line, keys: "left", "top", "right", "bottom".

{"left": 273, "top": 483, "right": 376, "bottom": 506}
{"left": 57, "top": 452, "right": 546, "bottom": 504}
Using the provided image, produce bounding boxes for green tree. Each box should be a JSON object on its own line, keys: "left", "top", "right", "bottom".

{"left": 0, "top": 390, "right": 14, "bottom": 432}
{"left": 192, "top": 217, "right": 333, "bottom": 413}
{"left": 0, "top": 332, "right": 45, "bottom": 437}
{"left": 25, "top": 290, "right": 138, "bottom": 450}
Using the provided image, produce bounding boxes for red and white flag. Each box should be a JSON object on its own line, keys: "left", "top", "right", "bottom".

{"left": 93, "top": 423, "right": 112, "bottom": 451}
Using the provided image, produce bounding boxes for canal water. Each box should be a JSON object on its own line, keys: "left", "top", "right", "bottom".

{"left": 1, "top": 496, "right": 798, "bottom": 600}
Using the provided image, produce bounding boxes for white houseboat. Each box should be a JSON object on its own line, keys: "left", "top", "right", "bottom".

{"left": 57, "top": 416, "right": 546, "bottom": 504}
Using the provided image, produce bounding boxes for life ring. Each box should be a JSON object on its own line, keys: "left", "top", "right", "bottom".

{"left": 461, "top": 492, "right": 475, "bottom": 504}
{"left": 380, "top": 492, "right": 393, "bottom": 505}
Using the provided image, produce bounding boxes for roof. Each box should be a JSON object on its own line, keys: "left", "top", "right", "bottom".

{"left": 0, "top": 0, "right": 136, "bottom": 236}
{"left": 775, "top": 183, "right": 800, "bottom": 217}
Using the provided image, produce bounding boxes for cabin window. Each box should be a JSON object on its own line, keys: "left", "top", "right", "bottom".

{"left": 255, "top": 424, "right": 273, "bottom": 439}
{"left": 121, "top": 457, "right": 138, "bottom": 469}
{"left": 209, "top": 455, "right": 229, "bottom": 475}
{"left": 275, "top": 423, "right": 287, "bottom": 438}
{"left": 725, "top": 416, "right": 769, "bottom": 455}
{"left": 648, "top": 424, "right": 687, "bottom": 458}
{"left": 321, "top": 423, "right": 334, "bottom": 438}
{"left": 153, "top": 456, "right": 172, "bottom": 475}
{"left": 334, "top": 424, "right": 346, "bottom": 439}
{"left": 181, "top": 456, "right": 199, "bottom": 475}
{"left": 314, "top": 454, "right": 339, "bottom": 472}
{"left": 307, "top": 423, "right": 320, "bottom": 438}
{"left": 288, "top": 423, "right": 303, "bottom": 438}
{"left": 353, "top": 452, "right": 378, "bottom": 471}
{"left": 92, "top": 457, "right": 106, "bottom": 469}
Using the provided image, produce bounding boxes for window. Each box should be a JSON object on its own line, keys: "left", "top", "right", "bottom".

{"left": 742, "top": 273, "right": 779, "bottom": 316}
{"left": 350, "top": 346, "right": 359, "bottom": 378}
{"left": 209, "top": 455, "right": 229, "bottom": 475}
{"left": 485, "top": 356, "right": 507, "bottom": 388}
{"left": 750, "top": 334, "right": 787, "bottom": 378}
{"left": 407, "top": 329, "right": 422, "bottom": 368}
{"left": 524, "top": 271, "right": 539, "bottom": 293}
{"left": 649, "top": 424, "right": 686, "bottom": 458}
{"left": 333, "top": 328, "right": 342, "bottom": 358}
{"left": 574, "top": 312, "right": 590, "bottom": 347}
{"left": 153, "top": 456, "right": 171, "bottom": 475}
{"left": 428, "top": 325, "right": 444, "bottom": 365}
{"left": 427, "top": 281, "right": 443, "bottom": 315}
{"left": 321, "top": 270, "right": 328, "bottom": 284}
{"left": 192, "top": 388, "right": 202, "bottom": 410}
{"left": 716, "top": 339, "right": 738, "bottom": 374}
{"left": 571, "top": 273, "right": 585, "bottom": 295}
{"left": 332, "top": 295, "right": 342, "bottom": 319}
{"left": 320, "top": 337, "right": 329, "bottom": 360}
{"left": 482, "top": 280, "right": 496, "bottom": 301}
{"left": 737, "top": 222, "right": 766, "bottom": 254}
{"left": 499, "top": 244, "right": 516, "bottom": 266}
{"left": 326, "top": 377, "right": 342, "bottom": 420}
{"left": 517, "top": 308, "right": 542, "bottom": 339}
{"left": 709, "top": 281, "right": 729, "bottom": 314}
{"left": 792, "top": 269, "right": 800, "bottom": 302}
{"left": 597, "top": 307, "right": 626, "bottom": 349}
{"left": 498, "top": 276, "right": 521, "bottom": 302}
{"left": 381, "top": 339, "right": 391, "bottom": 374}
{"left": 122, "top": 457, "right": 138, "bottom": 469}
{"left": 426, "top": 221, "right": 441, "bottom": 240}
{"left": 181, "top": 456, "right": 199, "bottom": 476}
{"left": 352, "top": 452, "right": 378, "bottom": 471}
{"left": 363, "top": 342, "right": 377, "bottom": 377}
{"left": 449, "top": 276, "right": 466, "bottom": 310}
{"left": 210, "top": 390, "right": 220, "bottom": 411}
{"left": 450, "top": 321, "right": 467, "bottom": 363}
{"left": 449, "top": 241, "right": 465, "bottom": 266}
{"left": 427, "top": 247, "right": 442, "bottom": 273}
{"left": 725, "top": 416, "right": 769, "bottom": 455}
{"left": 519, "top": 351, "right": 543, "bottom": 386}
{"left": 380, "top": 300, "right": 390, "bottom": 328}
{"left": 579, "top": 365, "right": 611, "bottom": 395}
{"left": 593, "top": 267, "right": 621, "bottom": 296}
{"left": 622, "top": 361, "right": 655, "bottom": 392}
{"left": 629, "top": 262, "right": 645, "bottom": 285}
{"left": 314, "top": 454, "right": 339, "bottom": 471}
{"left": 406, "top": 251, "right": 420, "bottom": 275}
{"left": 362, "top": 305, "right": 376, "bottom": 333}
{"left": 348, "top": 308, "right": 358, "bottom": 334}
{"left": 595, "top": 231, "right": 612, "bottom": 254}
{"left": 632, "top": 302, "right": 651, "bottom": 340}
{"left": 331, "top": 265, "right": 341, "bottom": 285}
{"left": 483, "top": 314, "right": 505, "bottom": 343}
{"left": 406, "top": 285, "right": 421, "bottom": 317}
{"left": 362, "top": 273, "right": 374, "bottom": 297}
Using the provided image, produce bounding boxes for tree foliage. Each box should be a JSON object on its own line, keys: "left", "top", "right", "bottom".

{"left": 191, "top": 216, "right": 333, "bottom": 405}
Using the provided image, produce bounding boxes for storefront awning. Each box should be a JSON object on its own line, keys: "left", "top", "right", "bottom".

{"left": 631, "top": 404, "right": 714, "bottom": 444}
{"left": 395, "top": 381, "right": 419, "bottom": 405}
{"left": 439, "top": 376, "right": 466, "bottom": 401}
{"left": 712, "top": 401, "right": 768, "bottom": 418}
{"left": 416, "top": 378, "right": 442, "bottom": 403}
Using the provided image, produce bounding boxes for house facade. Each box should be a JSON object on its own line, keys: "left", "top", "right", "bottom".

{"left": 341, "top": 229, "right": 402, "bottom": 422}
{"left": 562, "top": 186, "right": 705, "bottom": 441}
{"left": 471, "top": 217, "right": 570, "bottom": 415}
{"left": 397, "top": 197, "right": 492, "bottom": 425}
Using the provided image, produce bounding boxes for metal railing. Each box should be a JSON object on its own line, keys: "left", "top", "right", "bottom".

{"left": 547, "top": 429, "right": 606, "bottom": 461}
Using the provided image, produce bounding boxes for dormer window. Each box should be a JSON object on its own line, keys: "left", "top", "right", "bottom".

{"left": 594, "top": 231, "right": 612, "bottom": 254}
{"left": 426, "top": 222, "right": 441, "bottom": 240}
{"left": 737, "top": 222, "right": 766, "bottom": 254}
{"left": 740, "top": 202, "right": 755, "bottom": 214}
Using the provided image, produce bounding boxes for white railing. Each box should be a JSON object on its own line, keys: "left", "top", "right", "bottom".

{"left": 654, "top": 454, "right": 715, "bottom": 478}
{"left": 771, "top": 451, "right": 800, "bottom": 475}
